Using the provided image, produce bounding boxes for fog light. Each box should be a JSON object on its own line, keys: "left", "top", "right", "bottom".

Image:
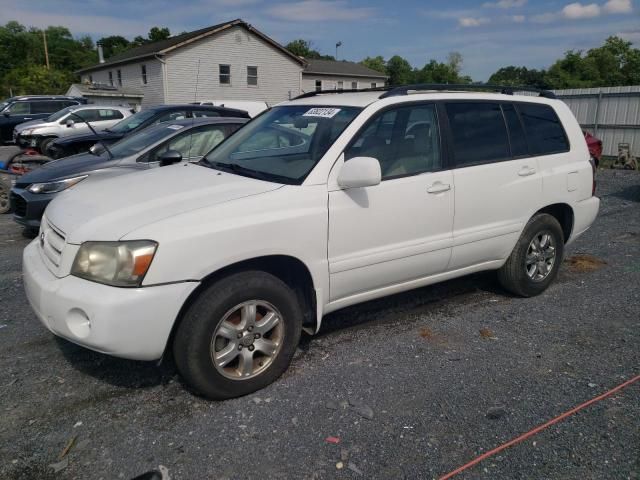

{"left": 66, "top": 308, "right": 91, "bottom": 338}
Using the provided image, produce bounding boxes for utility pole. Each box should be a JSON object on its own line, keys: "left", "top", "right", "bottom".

{"left": 42, "top": 30, "right": 50, "bottom": 70}
{"left": 335, "top": 41, "right": 342, "bottom": 60}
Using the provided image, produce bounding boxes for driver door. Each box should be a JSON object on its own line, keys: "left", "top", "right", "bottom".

{"left": 328, "top": 103, "right": 454, "bottom": 302}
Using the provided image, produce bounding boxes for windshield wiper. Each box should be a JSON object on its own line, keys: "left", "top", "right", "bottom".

{"left": 68, "top": 112, "right": 114, "bottom": 160}
{"left": 209, "top": 161, "right": 292, "bottom": 184}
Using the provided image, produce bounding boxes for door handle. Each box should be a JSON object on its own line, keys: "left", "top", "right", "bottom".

{"left": 23, "top": 117, "right": 32, "bottom": 120}
{"left": 518, "top": 166, "right": 536, "bottom": 177}
{"left": 427, "top": 182, "right": 451, "bottom": 194}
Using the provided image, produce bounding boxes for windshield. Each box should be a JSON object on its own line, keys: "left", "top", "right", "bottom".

{"left": 204, "top": 105, "right": 361, "bottom": 184}
{"left": 47, "top": 106, "right": 73, "bottom": 122}
{"left": 108, "top": 109, "right": 157, "bottom": 133}
{"left": 108, "top": 124, "right": 182, "bottom": 158}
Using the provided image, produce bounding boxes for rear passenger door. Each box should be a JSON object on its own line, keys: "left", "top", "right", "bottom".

{"left": 444, "top": 101, "right": 542, "bottom": 270}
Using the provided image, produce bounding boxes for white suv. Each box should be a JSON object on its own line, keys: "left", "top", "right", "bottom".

{"left": 23, "top": 85, "right": 599, "bottom": 399}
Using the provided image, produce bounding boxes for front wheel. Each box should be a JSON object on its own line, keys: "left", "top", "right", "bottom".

{"left": 498, "top": 213, "right": 564, "bottom": 297}
{"left": 173, "top": 271, "right": 303, "bottom": 400}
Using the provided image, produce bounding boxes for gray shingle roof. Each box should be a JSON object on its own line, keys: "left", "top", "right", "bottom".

{"left": 77, "top": 19, "right": 305, "bottom": 73}
{"left": 303, "top": 59, "right": 388, "bottom": 79}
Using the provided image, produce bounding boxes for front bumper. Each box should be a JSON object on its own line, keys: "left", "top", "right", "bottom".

{"left": 10, "top": 187, "right": 56, "bottom": 229}
{"left": 15, "top": 134, "right": 40, "bottom": 149}
{"left": 23, "top": 240, "right": 199, "bottom": 361}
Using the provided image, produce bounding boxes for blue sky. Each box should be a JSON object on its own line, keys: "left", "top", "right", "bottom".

{"left": 0, "top": 0, "right": 638, "bottom": 80}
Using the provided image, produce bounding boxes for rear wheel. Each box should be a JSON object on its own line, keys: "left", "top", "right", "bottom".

{"left": 173, "top": 271, "right": 302, "bottom": 400}
{"left": 498, "top": 213, "right": 564, "bottom": 297}
{"left": 39, "top": 137, "right": 56, "bottom": 156}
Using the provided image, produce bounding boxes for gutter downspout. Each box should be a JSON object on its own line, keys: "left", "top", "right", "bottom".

{"left": 155, "top": 54, "right": 169, "bottom": 104}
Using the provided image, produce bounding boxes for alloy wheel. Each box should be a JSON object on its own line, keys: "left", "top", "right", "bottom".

{"left": 525, "top": 231, "right": 556, "bottom": 281}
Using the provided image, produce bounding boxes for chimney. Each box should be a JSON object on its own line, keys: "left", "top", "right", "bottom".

{"left": 97, "top": 42, "right": 105, "bottom": 64}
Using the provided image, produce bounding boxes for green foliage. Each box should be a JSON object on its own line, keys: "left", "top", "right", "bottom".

{"left": 285, "top": 39, "right": 335, "bottom": 60}
{"left": 97, "top": 35, "right": 131, "bottom": 58}
{"left": 386, "top": 55, "right": 414, "bottom": 85}
{"left": 360, "top": 56, "right": 386, "bottom": 73}
{"left": 490, "top": 36, "right": 640, "bottom": 89}
{"left": 2, "top": 65, "right": 74, "bottom": 95}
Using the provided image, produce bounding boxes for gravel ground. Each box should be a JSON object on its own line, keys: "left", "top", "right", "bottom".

{"left": 0, "top": 169, "right": 638, "bottom": 480}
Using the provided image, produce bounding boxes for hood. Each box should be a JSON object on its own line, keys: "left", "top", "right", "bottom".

{"left": 14, "top": 119, "right": 46, "bottom": 132}
{"left": 15, "top": 153, "right": 114, "bottom": 187}
{"left": 53, "top": 130, "right": 122, "bottom": 146}
{"left": 46, "top": 163, "right": 283, "bottom": 244}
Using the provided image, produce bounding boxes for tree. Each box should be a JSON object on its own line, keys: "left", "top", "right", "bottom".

{"left": 285, "top": 39, "right": 334, "bottom": 60}
{"left": 2, "top": 64, "right": 73, "bottom": 95}
{"left": 148, "top": 26, "right": 170, "bottom": 42}
{"left": 488, "top": 66, "right": 549, "bottom": 88}
{"left": 360, "top": 56, "right": 386, "bottom": 73}
{"left": 386, "top": 55, "right": 414, "bottom": 85}
{"left": 97, "top": 35, "right": 131, "bottom": 58}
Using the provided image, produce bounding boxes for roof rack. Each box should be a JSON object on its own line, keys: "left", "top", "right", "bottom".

{"left": 293, "top": 83, "right": 556, "bottom": 100}
{"left": 380, "top": 83, "right": 557, "bottom": 99}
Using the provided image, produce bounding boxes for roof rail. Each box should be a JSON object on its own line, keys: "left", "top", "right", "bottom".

{"left": 379, "top": 83, "right": 557, "bottom": 99}
{"left": 293, "top": 86, "right": 390, "bottom": 100}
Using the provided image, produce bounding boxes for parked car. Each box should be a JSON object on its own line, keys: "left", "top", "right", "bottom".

{"left": 584, "top": 131, "right": 603, "bottom": 167}
{"left": 191, "top": 100, "right": 269, "bottom": 117}
{"left": 44, "top": 104, "right": 251, "bottom": 159}
{"left": 13, "top": 105, "right": 133, "bottom": 153}
{"left": 22, "top": 86, "right": 599, "bottom": 400}
{"left": 0, "top": 96, "right": 87, "bottom": 145}
{"left": 11, "top": 117, "right": 247, "bottom": 230}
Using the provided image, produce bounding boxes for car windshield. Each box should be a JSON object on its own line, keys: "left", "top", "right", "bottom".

{"left": 108, "top": 124, "right": 184, "bottom": 158}
{"left": 46, "top": 107, "right": 73, "bottom": 122}
{"left": 108, "top": 109, "right": 157, "bottom": 133}
{"left": 204, "top": 105, "right": 361, "bottom": 184}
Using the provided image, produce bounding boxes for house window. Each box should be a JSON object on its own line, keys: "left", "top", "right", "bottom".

{"left": 117, "top": 70, "right": 122, "bottom": 87}
{"left": 351, "top": 81, "right": 358, "bottom": 90}
{"left": 371, "top": 82, "right": 377, "bottom": 88}
{"left": 108, "top": 71, "right": 113, "bottom": 86}
{"left": 141, "top": 65, "right": 148, "bottom": 85}
{"left": 315, "top": 79, "right": 322, "bottom": 92}
{"left": 247, "top": 66, "right": 258, "bottom": 86}
{"left": 337, "top": 81, "right": 344, "bottom": 90}
{"left": 219, "top": 65, "right": 231, "bottom": 85}
{"left": 89, "top": 75, "right": 93, "bottom": 83}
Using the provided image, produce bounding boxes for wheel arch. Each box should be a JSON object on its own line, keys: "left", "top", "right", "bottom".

{"left": 163, "top": 255, "right": 318, "bottom": 359}
{"left": 535, "top": 203, "right": 574, "bottom": 243}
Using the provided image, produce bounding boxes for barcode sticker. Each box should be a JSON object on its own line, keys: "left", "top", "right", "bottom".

{"left": 302, "top": 108, "right": 341, "bottom": 118}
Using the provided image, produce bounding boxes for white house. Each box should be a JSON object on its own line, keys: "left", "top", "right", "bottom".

{"left": 76, "top": 19, "right": 388, "bottom": 108}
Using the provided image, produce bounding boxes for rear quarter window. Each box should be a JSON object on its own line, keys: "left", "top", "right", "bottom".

{"left": 517, "top": 103, "right": 569, "bottom": 155}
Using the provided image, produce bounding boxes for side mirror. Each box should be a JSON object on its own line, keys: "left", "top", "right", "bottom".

{"left": 66, "top": 119, "right": 75, "bottom": 128}
{"left": 89, "top": 142, "right": 105, "bottom": 155}
{"left": 158, "top": 150, "right": 183, "bottom": 167}
{"left": 337, "top": 156, "right": 381, "bottom": 189}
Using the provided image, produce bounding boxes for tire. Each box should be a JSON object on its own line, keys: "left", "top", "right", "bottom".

{"left": 39, "top": 137, "right": 56, "bottom": 156}
{"left": 497, "top": 213, "right": 564, "bottom": 297}
{"left": 173, "top": 271, "right": 303, "bottom": 400}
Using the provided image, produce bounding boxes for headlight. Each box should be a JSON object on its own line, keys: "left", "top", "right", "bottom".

{"left": 27, "top": 175, "right": 88, "bottom": 194}
{"left": 71, "top": 241, "right": 158, "bottom": 287}
{"left": 21, "top": 129, "right": 33, "bottom": 136}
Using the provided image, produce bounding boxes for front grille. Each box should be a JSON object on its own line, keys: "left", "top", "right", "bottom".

{"left": 41, "top": 219, "right": 66, "bottom": 270}
{"left": 11, "top": 192, "right": 26, "bottom": 217}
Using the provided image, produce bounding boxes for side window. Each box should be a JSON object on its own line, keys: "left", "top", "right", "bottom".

{"left": 187, "top": 127, "right": 227, "bottom": 158}
{"left": 517, "top": 103, "right": 569, "bottom": 155}
{"left": 98, "top": 109, "right": 124, "bottom": 120}
{"left": 345, "top": 104, "right": 441, "bottom": 180}
{"left": 193, "top": 110, "right": 220, "bottom": 118}
{"left": 31, "top": 101, "right": 60, "bottom": 114}
{"left": 445, "top": 102, "right": 510, "bottom": 166}
{"left": 502, "top": 103, "right": 528, "bottom": 157}
{"left": 7, "top": 102, "right": 30, "bottom": 115}
{"left": 76, "top": 109, "right": 101, "bottom": 122}
{"left": 153, "top": 110, "right": 187, "bottom": 124}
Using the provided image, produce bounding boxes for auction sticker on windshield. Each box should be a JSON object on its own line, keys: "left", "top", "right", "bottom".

{"left": 302, "top": 108, "right": 341, "bottom": 118}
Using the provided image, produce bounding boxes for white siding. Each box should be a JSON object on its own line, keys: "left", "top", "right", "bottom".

{"left": 80, "top": 59, "right": 165, "bottom": 108}
{"left": 302, "top": 74, "right": 385, "bottom": 93}
{"left": 165, "top": 26, "right": 302, "bottom": 105}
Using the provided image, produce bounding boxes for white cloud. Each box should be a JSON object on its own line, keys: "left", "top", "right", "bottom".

{"left": 511, "top": 14, "right": 526, "bottom": 22}
{"left": 603, "top": 0, "right": 633, "bottom": 13}
{"left": 562, "top": 2, "right": 601, "bottom": 18}
{"left": 266, "top": 0, "right": 375, "bottom": 21}
{"left": 458, "top": 17, "right": 491, "bottom": 27}
{"left": 482, "top": 0, "right": 527, "bottom": 8}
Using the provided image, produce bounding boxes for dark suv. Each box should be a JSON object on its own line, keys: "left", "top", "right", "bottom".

{"left": 0, "top": 96, "right": 87, "bottom": 144}
{"left": 45, "top": 104, "right": 251, "bottom": 159}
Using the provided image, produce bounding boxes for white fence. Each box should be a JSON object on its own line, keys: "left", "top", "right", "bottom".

{"left": 553, "top": 85, "right": 640, "bottom": 158}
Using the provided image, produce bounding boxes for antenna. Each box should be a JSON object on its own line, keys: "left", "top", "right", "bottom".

{"left": 194, "top": 59, "right": 201, "bottom": 103}
{"left": 188, "top": 59, "right": 202, "bottom": 162}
